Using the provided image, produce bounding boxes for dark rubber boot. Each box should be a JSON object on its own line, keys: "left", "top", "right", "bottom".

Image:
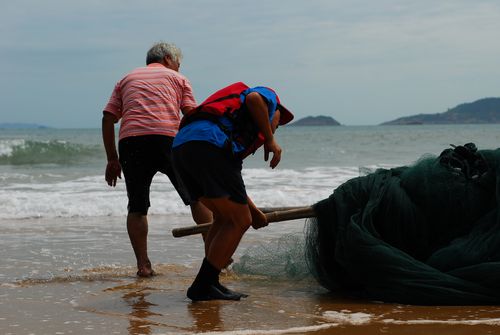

{"left": 187, "top": 258, "right": 243, "bottom": 301}
{"left": 215, "top": 282, "right": 248, "bottom": 298}
{"left": 187, "top": 283, "right": 241, "bottom": 301}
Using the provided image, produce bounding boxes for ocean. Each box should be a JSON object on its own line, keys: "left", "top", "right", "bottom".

{"left": 2, "top": 124, "right": 500, "bottom": 334}
{"left": 2, "top": 124, "right": 499, "bottom": 220}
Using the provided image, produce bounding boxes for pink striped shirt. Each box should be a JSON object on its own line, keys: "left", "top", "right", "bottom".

{"left": 104, "top": 63, "right": 197, "bottom": 140}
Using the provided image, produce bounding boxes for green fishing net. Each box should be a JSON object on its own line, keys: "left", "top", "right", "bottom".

{"left": 307, "top": 143, "right": 500, "bottom": 305}
{"left": 233, "top": 233, "right": 309, "bottom": 280}
{"left": 236, "top": 144, "right": 500, "bottom": 305}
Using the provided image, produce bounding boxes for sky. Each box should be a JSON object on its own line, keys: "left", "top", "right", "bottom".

{"left": 1, "top": 0, "right": 500, "bottom": 127}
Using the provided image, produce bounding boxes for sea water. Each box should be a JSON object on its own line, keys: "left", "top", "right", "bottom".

{"left": 2, "top": 125, "right": 500, "bottom": 334}
{"left": 1, "top": 124, "right": 499, "bottom": 281}
{"left": 2, "top": 124, "right": 499, "bottom": 220}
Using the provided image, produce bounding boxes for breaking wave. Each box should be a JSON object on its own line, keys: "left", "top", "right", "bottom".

{"left": 0, "top": 139, "right": 102, "bottom": 165}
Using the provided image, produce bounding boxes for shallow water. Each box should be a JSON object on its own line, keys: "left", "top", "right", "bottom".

{"left": 3, "top": 216, "right": 500, "bottom": 334}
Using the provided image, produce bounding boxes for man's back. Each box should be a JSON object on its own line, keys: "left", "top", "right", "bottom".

{"left": 104, "top": 63, "right": 196, "bottom": 140}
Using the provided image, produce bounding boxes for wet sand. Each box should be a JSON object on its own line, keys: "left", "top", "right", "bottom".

{"left": 2, "top": 216, "right": 500, "bottom": 334}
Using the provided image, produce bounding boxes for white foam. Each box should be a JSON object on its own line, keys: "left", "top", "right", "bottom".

{"left": 0, "top": 139, "right": 26, "bottom": 157}
{"left": 159, "top": 323, "right": 337, "bottom": 335}
{"left": 383, "top": 318, "right": 500, "bottom": 325}
{"left": 0, "top": 166, "right": 360, "bottom": 219}
{"left": 323, "top": 310, "right": 373, "bottom": 325}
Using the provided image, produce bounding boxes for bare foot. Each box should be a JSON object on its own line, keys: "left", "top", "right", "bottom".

{"left": 136, "top": 260, "right": 155, "bottom": 277}
{"left": 137, "top": 268, "right": 156, "bottom": 277}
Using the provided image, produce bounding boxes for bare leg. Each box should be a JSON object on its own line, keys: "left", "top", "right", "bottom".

{"left": 203, "top": 205, "right": 220, "bottom": 257}
{"left": 127, "top": 212, "right": 154, "bottom": 277}
{"left": 186, "top": 197, "right": 251, "bottom": 301}
{"left": 190, "top": 201, "right": 213, "bottom": 225}
{"left": 202, "top": 197, "right": 251, "bottom": 270}
{"left": 190, "top": 201, "right": 212, "bottom": 244}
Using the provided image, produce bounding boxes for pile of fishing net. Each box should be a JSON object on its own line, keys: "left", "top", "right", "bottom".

{"left": 307, "top": 143, "right": 500, "bottom": 305}
{"left": 236, "top": 143, "right": 500, "bottom": 305}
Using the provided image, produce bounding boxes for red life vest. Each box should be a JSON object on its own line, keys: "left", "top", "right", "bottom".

{"left": 179, "top": 82, "right": 266, "bottom": 158}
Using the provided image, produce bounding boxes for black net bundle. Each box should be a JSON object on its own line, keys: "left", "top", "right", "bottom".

{"left": 306, "top": 143, "right": 500, "bottom": 305}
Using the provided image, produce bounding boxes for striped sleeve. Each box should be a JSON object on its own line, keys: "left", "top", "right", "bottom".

{"left": 180, "top": 77, "right": 197, "bottom": 110}
{"left": 103, "top": 81, "right": 123, "bottom": 119}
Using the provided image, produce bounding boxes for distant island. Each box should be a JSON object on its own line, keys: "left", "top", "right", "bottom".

{"left": 382, "top": 97, "right": 500, "bottom": 125}
{"left": 0, "top": 123, "right": 50, "bottom": 129}
{"left": 289, "top": 115, "right": 341, "bottom": 126}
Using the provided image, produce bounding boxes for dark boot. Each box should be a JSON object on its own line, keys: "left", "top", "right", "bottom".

{"left": 187, "top": 258, "right": 243, "bottom": 301}
{"left": 215, "top": 281, "right": 249, "bottom": 298}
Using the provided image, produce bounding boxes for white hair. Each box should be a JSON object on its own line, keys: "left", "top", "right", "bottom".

{"left": 146, "top": 41, "right": 183, "bottom": 65}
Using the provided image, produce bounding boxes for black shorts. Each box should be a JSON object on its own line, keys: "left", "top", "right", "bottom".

{"left": 119, "top": 135, "right": 190, "bottom": 214}
{"left": 172, "top": 141, "right": 248, "bottom": 204}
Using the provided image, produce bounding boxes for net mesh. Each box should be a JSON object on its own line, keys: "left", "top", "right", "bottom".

{"left": 233, "top": 233, "right": 310, "bottom": 280}
{"left": 305, "top": 144, "right": 500, "bottom": 305}
{"left": 235, "top": 144, "right": 500, "bottom": 305}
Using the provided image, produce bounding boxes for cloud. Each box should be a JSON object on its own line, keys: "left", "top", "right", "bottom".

{"left": 1, "top": 0, "right": 500, "bottom": 126}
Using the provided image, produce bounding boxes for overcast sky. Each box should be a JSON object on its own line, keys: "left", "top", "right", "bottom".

{"left": 1, "top": 0, "right": 500, "bottom": 127}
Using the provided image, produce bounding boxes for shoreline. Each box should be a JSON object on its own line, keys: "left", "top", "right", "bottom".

{"left": 3, "top": 215, "right": 500, "bottom": 334}
{"left": 4, "top": 269, "right": 500, "bottom": 334}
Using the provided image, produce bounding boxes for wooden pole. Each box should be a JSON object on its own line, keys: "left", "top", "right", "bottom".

{"left": 171, "top": 206, "right": 316, "bottom": 238}
{"left": 259, "top": 206, "right": 305, "bottom": 213}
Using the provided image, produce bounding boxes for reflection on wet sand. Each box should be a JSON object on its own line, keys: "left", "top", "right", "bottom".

{"left": 122, "top": 289, "right": 162, "bottom": 335}
{"left": 187, "top": 301, "right": 223, "bottom": 333}
{"left": 118, "top": 280, "right": 231, "bottom": 334}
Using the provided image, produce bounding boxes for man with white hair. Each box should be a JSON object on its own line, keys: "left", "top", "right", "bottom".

{"left": 102, "top": 41, "right": 211, "bottom": 277}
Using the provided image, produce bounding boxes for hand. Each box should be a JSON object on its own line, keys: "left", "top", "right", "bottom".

{"left": 105, "top": 159, "right": 122, "bottom": 187}
{"left": 264, "top": 138, "right": 282, "bottom": 169}
{"left": 251, "top": 208, "right": 268, "bottom": 230}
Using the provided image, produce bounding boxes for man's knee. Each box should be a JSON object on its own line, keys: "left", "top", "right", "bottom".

{"left": 128, "top": 211, "right": 146, "bottom": 219}
{"left": 127, "top": 212, "right": 147, "bottom": 226}
{"left": 127, "top": 201, "right": 149, "bottom": 215}
{"left": 230, "top": 209, "right": 252, "bottom": 231}
{"left": 201, "top": 197, "right": 251, "bottom": 231}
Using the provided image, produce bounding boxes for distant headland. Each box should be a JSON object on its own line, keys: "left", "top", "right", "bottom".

{"left": 381, "top": 97, "right": 500, "bottom": 125}
{"left": 4, "top": 96, "right": 500, "bottom": 128}
{"left": 0, "top": 123, "right": 50, "bottom": 129}
{"left": 289, "top": 115, "right": 341, "bottom": 126}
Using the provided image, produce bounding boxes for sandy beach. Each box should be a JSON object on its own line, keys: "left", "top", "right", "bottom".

{"left": 2, "top": 215, "right": 500, "bottom": 335}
